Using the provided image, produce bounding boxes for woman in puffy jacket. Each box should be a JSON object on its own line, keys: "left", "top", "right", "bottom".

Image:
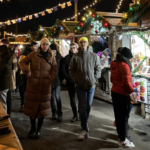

{"left": 111, "top": 47, "right": 135, "bottom": 148}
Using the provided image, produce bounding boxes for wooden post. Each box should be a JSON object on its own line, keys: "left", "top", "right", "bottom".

{"left": 111, "top": 30, "right": 117, "bottom": 60}
{"left": 75, "top": 2, "right": 78, "bottom": 21}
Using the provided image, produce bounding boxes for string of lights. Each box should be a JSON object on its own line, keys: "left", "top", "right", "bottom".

{"left": 5, "top": 32, "right": 27, "bottom": 37}
{"left": 63, "top": 0, "right": 98, "bottom": 21}
{"left": 116, "top": 0, "right": 123, "bottom": 13}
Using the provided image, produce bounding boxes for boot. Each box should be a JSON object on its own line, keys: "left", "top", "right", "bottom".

{"left": 28, "top": 128, "right": 36, "bottom": 139}
{"left": 57, "top": 112, "right": 62, "bottom": 122}
{"left": 35, "top": 117, "right": 44, "bottom": 139}
{"left": 28, "top": 118, "right": 36, "bottom": 139}
{"left": 71, "top": 107, "right": 78, "bottom": 122}
{"left": 51, "top": 113, "right": 57, "bottom": 120}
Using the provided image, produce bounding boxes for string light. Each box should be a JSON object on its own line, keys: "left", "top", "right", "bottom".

{"left": 116, "top": 0, "right": 123, "bottom": 13}
{"left": 62, "top": 0, "right": 99, "bottom": 21}
{"left": 5, "top": 32, "right": 27, "bottom": 37}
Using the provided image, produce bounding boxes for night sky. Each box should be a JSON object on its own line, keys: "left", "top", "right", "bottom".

{"left": 0, "top": 0, "right": 133, "bottom": 34}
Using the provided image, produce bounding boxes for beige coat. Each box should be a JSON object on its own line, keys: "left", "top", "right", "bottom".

{"left": 19, "top": 48, "right": 57, "bottom": 119}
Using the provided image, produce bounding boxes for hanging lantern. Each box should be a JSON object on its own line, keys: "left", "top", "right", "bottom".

{"left": 80, "top": 22, "right": 84, "bottom": 27}
{"left": 75, "top": 30, "right": 77, "bottom": 33}
{"left": 54, "top": 28, "right": 56, "bottom": 31}
{"left": 92, "top": 14, "right": 96, "bottom": 18}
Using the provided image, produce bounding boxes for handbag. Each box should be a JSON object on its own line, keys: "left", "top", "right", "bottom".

{"left": 10, "top": 70, "right": 16, "bottom": 91}
{"left": 118, "top": 62, "right": 137, "bottom": 104}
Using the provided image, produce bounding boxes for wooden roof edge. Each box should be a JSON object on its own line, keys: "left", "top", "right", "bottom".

{"left": 97, "top": 12, "right": 123, "bottom": 18}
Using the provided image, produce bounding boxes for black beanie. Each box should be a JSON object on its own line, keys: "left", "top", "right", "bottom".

{"left": 50, "top": 44, "right": 57, "bottom": 51}
{"left": 117, "top": 47, "right": 133, "bottom": 59}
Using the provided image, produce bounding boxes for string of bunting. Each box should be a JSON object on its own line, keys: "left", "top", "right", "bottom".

{"left": 0, "top": 0, "right": 73, "bottom": 26}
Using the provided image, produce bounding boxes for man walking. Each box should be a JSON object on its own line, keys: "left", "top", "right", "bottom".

{"left": 69, "top": 37, "right": 101, "bottom": 140}
{"left": 62, "top": 42, "right": 78, "bottom": 122}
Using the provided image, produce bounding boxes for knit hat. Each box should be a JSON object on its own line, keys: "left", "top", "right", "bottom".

{"left": 117, "top": 47, "right": 133, "bottom": 59}
{"left": 50, "top": 43, "right": 57, "bottom": 51}
{"left": 140, "top": 81, "right": 144, "bottom": 87}
{"left": 40, "top": 38, "right": 50, "bottom": 46}
{"left": 70, "top": 42, "right": 79, "bottom": 49}
{"left": 79, "top": 37, "right": 89, "bottom": 45}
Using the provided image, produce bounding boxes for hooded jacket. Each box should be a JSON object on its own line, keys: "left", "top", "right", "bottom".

{"left": 69, "top": 47, "right": 101, "bottom": 90}
{"left": 0, "top": 45, "right": 12, "bottom": 90}
{"left": 52, "top": 51, "right": 62, "bottom": 88}
{"left": 111, "top": 60, "right": 134, "bottom": 96}
{"left": 61, "top": 51, "right": 75, "bottom": 84}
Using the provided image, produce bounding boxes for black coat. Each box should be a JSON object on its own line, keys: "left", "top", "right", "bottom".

{"left": 61, "top": 51, "right": 75, "bottom": 84}
{"left": 52, "top": 51, "right": 62, "bottom": 88}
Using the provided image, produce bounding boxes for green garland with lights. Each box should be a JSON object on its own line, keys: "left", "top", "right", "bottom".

{"left": 74, "top": 8, "right": 111, "bottom": 34}
{"left": 131, "top": 56, "right": 150, "bottom": 80}
{"left": 124, "top": 31, "right": 150, "bottom": 46}
{"left": 120, "top": 0, "right": 150, "bottom": 25}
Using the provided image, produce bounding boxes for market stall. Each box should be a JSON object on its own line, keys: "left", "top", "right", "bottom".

{"left": 120, "top": 0, "right": 150, "bottom": 118}
{"left": 0, "top": 101, "right": 23, "bottom": 150}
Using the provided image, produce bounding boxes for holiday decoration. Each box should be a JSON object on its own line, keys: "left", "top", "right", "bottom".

{"left": 54, "top": 7, "right": 58, "bottom": 11}
{"left": 61, "top": 4, "right": 65, "bottom": 9}
{"left": 6, "top": 21, "right": 10, "bottom": 25}
{"left": 67, "top": 1, "right": 72, "bottom": 6}
{"left": 29, "top": 15, "right": 32, "bottom": 20}
{"left": 47, "top": 9, "right": 52, "bottom": 14}
{"left": 74, "top": 8, "right": 111, "bottom": 34}
{"left": 41, "top": 11, "right": 45, "bottom": 16}
{"left": 23, "top": 17, "right": 27, "bottom": 21}
{"left": 12, "top": 20, "right": 16, "bottom": 24}
{"left": 34, "top": 14, "right": 39, "bottom": 18}
{"left": 18, "top": 18, "right": 21, "bottom": 23}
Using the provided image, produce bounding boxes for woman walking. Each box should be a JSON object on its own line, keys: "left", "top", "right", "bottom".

{"left": 19, "top": 38, "right": 57, "bottom": 139}
{"left": 111, "top": 47, "right": 135, "bottom": 148}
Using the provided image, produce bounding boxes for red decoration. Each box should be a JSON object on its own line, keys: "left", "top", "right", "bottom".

{"left": 92, "top": 14, "right": 96, "bottom": 18}
{"left": 104, "top": 22, "right": 108, "bottom": 27}
{"left": 95, "top": 30, "right": 98, "bottom": 34}
{"left": 90, "top": 25, "right": 93, "bottom": 28}
{"left": 80, "top": 22, "right": 84, "bottom": 27}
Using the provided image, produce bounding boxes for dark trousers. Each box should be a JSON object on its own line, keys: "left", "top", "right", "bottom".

{"left": 6, "top": 90, "right": 11, "bottom": 116}
{"left": 30, "top": 117, "right": 44, "bottom": 131}
{"left": 76, "top": 87, "right": 95, "bottom": 132}
{"left": 125, "top": 104, "right": 133, "bottom": 122}
{"left": 67, "top": 82, "right": 78, "bottom": 117}
{"left": 111, "top": 91, "right": 129, "bottom": 141}
{"left": 51, "top": 86, "right": 62, "bottom": 115}
{"left": 20, "top": 74, "right": 27, "bottom": 106}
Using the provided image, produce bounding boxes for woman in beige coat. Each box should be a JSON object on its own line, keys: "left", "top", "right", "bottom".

{"left": 19, "top": 38, "right": 57, "bottom": 139}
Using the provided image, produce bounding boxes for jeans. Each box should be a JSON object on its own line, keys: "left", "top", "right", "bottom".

{"left": 51, "top": 86, "right": 62, "bottom": 115}
{"left": 125, "top": 104, "right": 133, "bottom": 123}
{"left": 111, "top": 91, "right": 129, "bottom": 141}
{"left": 76, "top": 87, "right": 95, "bottom": 132}
{"left": 0, "top": 89, "right": 8, "bottom": 112}
{"left": 67, "top": 82, "right": 78, "bottom": 117}
{"left": 20, "top": 74, "right": 27, "bottom": 106}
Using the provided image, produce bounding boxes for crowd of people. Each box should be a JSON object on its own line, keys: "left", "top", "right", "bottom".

{"left": 0, "top": 37, "right": 137, "bottom": 148}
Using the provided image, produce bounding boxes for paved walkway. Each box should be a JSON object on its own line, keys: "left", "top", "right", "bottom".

{"left": 11, "top": 91, "right": 150, "bottom": 150}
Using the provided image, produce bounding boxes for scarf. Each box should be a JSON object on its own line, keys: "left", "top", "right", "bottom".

{"left": 118, "top": 53, "right": 132, "bottom": 71}
{"left": 40, "top": 50, "right": 48, "bottom": 58}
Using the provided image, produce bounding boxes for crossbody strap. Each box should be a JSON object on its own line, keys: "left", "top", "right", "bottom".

{"left": 37, "top": 55, "right": 52, "bottom": 66}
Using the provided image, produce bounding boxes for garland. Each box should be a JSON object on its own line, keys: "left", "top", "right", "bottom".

{"left": 124, "top": 31, "right": 150, "bottom": 46}
{"left": 74, "top": 8, "right": 111, "bottom": 34}
{"left": 120, "top": 0, "right": 150, "bottom": 25}
{"left": 131, "top": 56, "right": 150, "bottom": 80}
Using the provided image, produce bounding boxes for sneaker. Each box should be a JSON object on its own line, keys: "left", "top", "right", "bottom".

{"left": 128, "top": 124, "right": 134, "bottom": 130}
{"left": 78, "top": 130, "right": 88, "bottom": 141}
{"left": 71, "top": 116, "right": 78, "bottom": 122}
{"left": 118, "top": 139, "right": 135, "bottom": 148}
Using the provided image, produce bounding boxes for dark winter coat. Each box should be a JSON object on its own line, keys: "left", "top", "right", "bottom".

{"left": 61, "top": 51, "right": 75, "bottom": 84}
{"left": 0, "top": 45, "right": 12, "bottom": 91}
{"left": 52, "top": 51, "right": 62, "bottom": 88}
{"left": 69, "top": 47, "right": 101, "bottom": 90}
{"left": 19, "top": 47, "right": 57, "bottom": 119}
{"left": 111, "top": 60, "right": 134, "bottom": 96}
